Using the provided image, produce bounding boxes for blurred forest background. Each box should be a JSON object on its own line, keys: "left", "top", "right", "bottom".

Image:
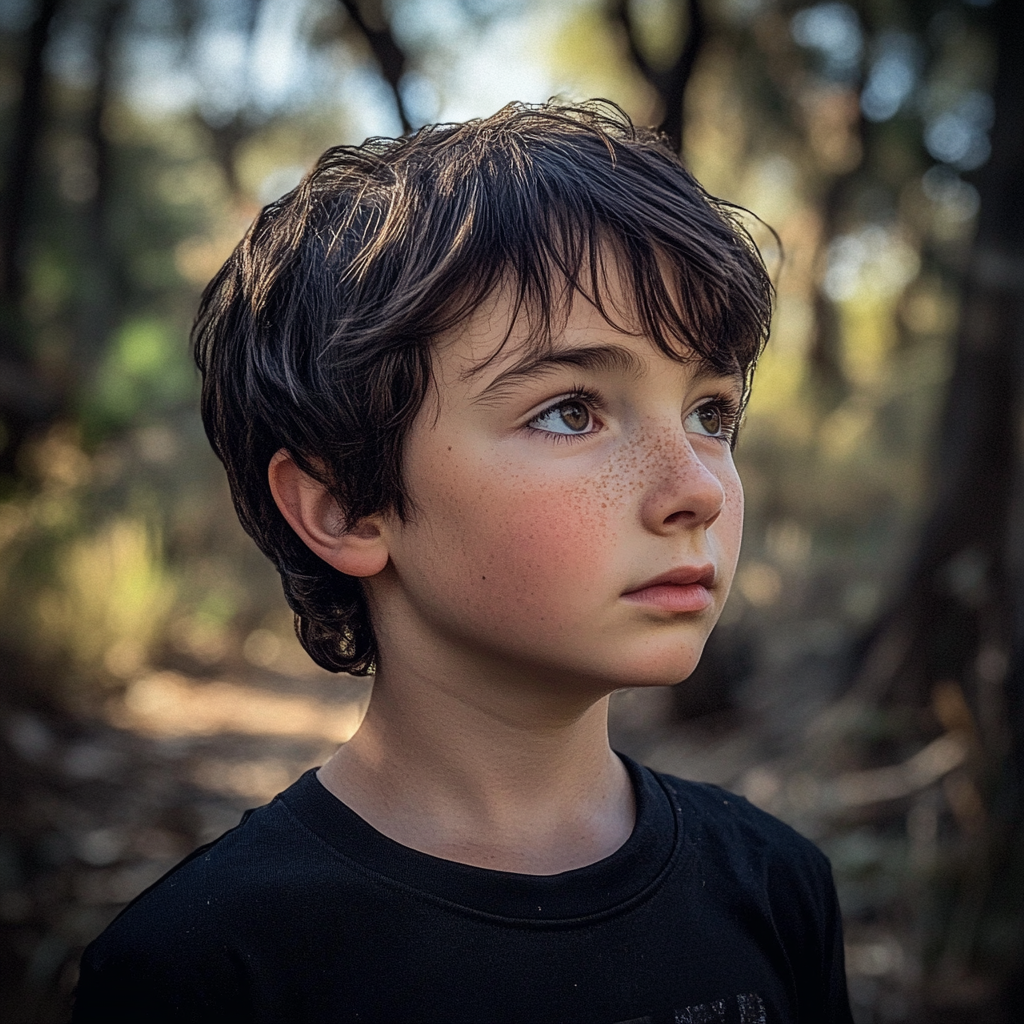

{"left": 0, "top": 0, "right": 1021, "bottom": 1020}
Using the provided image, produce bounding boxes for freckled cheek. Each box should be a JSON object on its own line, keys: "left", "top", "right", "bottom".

{"left": 428, "top": 469, "right": 623, "bottom": 614}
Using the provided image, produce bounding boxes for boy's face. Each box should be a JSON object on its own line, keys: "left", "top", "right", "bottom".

{"left": 370, "top": 267, "right": 745, "bottom": 695}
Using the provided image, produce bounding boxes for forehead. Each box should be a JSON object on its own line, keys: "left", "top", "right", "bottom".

{"left": 430, "top": 263, "right": 736, "bottom": 399}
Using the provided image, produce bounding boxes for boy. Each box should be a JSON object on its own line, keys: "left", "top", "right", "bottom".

{"left": 74, "top": 101, "right": 853, "bottom": 1023}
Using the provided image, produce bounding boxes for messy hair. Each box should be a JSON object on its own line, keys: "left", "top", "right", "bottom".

{"left": 194, "top": 100, "right": 773, "bottom": 675}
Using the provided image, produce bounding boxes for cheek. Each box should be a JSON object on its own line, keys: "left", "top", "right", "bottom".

{"left": 412, "top": 452, "right": 625, "bottom": 619}
{"left": 470, "top": 476, "right": 618, "bottom": 602}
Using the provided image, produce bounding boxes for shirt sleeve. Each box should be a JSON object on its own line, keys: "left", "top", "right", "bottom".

{"left": 71, "top": 853, "right": 254, "bottom": 1024}
{"left": 820, "top": 869, "right": 855, "bottom": 1024}
{"left": 770, "top": 842, "right": 854, "bottom": 1024}
{"left": 73, "top": 927, "right": 249, "bottom": 1023}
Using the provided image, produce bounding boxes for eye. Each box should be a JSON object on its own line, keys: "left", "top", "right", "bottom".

{"left": 530, "top": 399, "right": 595, "bottom": 436}
{"left": 684, "top": 399, "right": 735, "bottom": 440}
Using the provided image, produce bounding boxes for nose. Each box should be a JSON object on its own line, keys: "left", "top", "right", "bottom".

{"left": 638, "top": 427, "right": 728, "bottom": 535}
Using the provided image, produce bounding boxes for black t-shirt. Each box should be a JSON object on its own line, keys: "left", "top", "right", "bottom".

{"left": 73, "top": 757, "right": 853, "bottom": 1023}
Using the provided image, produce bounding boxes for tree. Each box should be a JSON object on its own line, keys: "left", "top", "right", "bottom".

{"left": 0, "top": 0, "right": 62, "bottom": 481}
{"left": 609, "top": 0, "right": 705, "bottom": 152}
{"left": 849, "top": 0, "right": 1024, "bottom": 1009}
{"left": 338, "top": 0, "right": 413, "bottom": 133}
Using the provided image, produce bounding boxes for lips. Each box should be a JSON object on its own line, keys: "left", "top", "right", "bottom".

{"left": 622, "top": 564, "right": 716, "bottom": 613}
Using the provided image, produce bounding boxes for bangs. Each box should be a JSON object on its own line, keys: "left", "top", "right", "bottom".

{"left": 313, "top": 101, "right": 771, "bottom": 408}
{"left": 454, "top": 228, "right": 756, "bottom": 394}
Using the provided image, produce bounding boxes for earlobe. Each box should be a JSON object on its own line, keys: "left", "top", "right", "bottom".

{"left": 267, "top": 450, "right": 390, "bottom": 578}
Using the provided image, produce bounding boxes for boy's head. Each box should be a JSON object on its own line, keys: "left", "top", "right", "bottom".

{"left": 194, "top": 101, "right": 771, "bottom": 679}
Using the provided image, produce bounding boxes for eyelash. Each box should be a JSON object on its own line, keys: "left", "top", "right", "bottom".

{"left": 525, "top": 387, "right": 743, "bottom": 445}
{"left": 526, "top": 386, "right": 604, "bottom": 444}
{"left": 698, "top": 394, "right": 743, "bottom": 447}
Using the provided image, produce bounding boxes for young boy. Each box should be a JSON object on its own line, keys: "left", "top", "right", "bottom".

{"left": 74, "top": 101, "right": 853, "bottom": 1023}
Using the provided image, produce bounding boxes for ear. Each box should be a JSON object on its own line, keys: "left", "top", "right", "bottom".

{"left": 268, "top": 450, "right": 389, "bottom": 578}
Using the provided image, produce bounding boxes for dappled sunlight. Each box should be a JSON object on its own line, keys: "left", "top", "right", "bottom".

{"left": 37, "top": 520, "right": 174, "bottom": 674}
{"left": 190, "top": 757, "right": 302, "bottom": 801}
{"left": 1, "top": 0, "right": 1016, "bottom": 1018}
{"left": 109, "top": 672, "right": 369, "bottom": 744}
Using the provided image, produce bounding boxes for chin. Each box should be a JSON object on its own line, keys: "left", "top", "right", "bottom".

{"left": 610, "top": 648, "right": 707, "bottom": 690}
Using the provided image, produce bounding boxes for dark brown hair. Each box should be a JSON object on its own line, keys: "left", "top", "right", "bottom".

{"left": 194, "top": 100, "right": 772, "bottom": 675}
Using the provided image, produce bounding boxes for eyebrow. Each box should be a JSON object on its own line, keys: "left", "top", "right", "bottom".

{"left": 470, "top": 343, "right": 743, "bottom": 404}
{"left": 471, "top": 344, "right": 646, "bottom": 404}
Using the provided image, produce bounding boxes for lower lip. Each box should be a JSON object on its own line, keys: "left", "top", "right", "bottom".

{"left": 622, "top": 583, "right": 713, "bottom": 613}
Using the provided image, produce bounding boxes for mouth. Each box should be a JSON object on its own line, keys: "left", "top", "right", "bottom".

{"left": 621, "top": 564, "right": 716, "bottom": 614}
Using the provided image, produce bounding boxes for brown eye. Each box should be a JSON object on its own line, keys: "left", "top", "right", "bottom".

{"left": 697, "top": 405, "right": 722, "bottom": 435}
{"left": 559, "top": 401, "right": 590, "bottom": 432}
{"left": 530, "top": 399, "right": 595, "bottom": 436}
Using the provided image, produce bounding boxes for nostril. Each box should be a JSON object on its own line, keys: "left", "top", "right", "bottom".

{"left": 663, "top": 510, "right": 694, "bottom": 526}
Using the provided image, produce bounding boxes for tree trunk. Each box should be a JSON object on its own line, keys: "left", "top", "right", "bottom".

{"left": 0, "top": 0, "right": 60, "bottom": 304}
{"left": 851, "top": 0, "right": 1024, "bottom": 1010}
{"left": 74, "top": 0, "right": 128, "bottom": 372}
{"left": 0, "top": 0, "right": 62, "bottom": 477}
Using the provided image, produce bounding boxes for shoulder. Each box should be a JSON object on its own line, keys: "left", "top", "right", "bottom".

{"left": 652, "top": 771, "right": 835, "bottom": 897}
{"left": 75, "top": 776, "right": 361, "bottom": 1020}
{"left": 82, "top": 800, "right": 279, "bottom": 957}
{"left": 649, "top": 771, "right": 852, "bottom": 1021}
{"left": 652, "top": 771, "right": 846, "bottom": 986}
{"left": 76, "top": 776, "right": 357, "bottom": 1001}
{"left": 655, "top": 771, "right": 825, "bottom": 853}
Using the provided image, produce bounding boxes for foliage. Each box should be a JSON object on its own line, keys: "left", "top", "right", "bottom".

{"left": 0, "top": 0, "right": 1018, "bottom": 1020}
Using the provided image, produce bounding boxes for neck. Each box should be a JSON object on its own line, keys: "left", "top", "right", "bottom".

{"left": 317, "top": 649, "right": 634, "bottom": 874}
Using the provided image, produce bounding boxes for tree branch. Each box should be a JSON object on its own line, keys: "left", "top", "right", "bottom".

{"left": 610, "top": 0, "right": 705, "bottom": 153}
{"left": 338, "top": 0, "right": 413, "bottom": 134}
{"left": 610, "top": 0, "right": 655, "bottom": 83}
